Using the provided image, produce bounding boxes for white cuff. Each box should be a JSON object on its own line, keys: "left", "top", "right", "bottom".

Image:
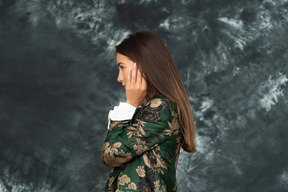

{"left": 107, "top": 102, "right": 137, "bottom": 129}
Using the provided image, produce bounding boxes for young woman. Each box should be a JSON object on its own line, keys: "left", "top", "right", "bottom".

{"left": 101, "top": 30, "right": 196, "bottom": 191}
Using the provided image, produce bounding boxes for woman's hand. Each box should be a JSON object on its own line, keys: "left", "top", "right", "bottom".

{"left": 125, "top": 63, "right": 147, "bottom": 107}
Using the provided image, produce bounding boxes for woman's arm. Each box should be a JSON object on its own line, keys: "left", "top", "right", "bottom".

{"left": 101, "top": 97, "right": 178, "bottom": 167}
{"left": 106, "top": 102, "right": 137, "bottom": 129}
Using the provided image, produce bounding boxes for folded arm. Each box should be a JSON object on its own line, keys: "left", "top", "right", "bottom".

{"left": 101, "top": 97, "right": 177, "bottom": 167}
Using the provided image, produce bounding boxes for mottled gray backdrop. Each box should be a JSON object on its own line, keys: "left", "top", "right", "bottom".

{"left": 0, "top": 0, "right": 288, "bottom": 191}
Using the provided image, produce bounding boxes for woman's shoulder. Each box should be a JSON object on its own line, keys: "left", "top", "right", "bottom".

{"left": 137, "top": 96, "right": 175, "bottom": 123}
{"left": 143, "top": 95, "right": 176, "bottom": 112}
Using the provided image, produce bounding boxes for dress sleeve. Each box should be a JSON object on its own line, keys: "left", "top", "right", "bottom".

{"left": 101, "top": 97, "right": 178, "bottom": 167}
{"left": 107, "top": 102, "right": 137, "bottom": 129}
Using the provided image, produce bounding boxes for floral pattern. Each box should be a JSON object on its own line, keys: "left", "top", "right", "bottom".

{"left": 101, "top": 96, "right": 183, "bottom": 191}
{"left": 135, "top": 166, "right": 145, "bottom": 177}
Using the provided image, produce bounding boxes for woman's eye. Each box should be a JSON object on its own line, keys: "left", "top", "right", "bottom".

{"left": 120, "top": 66, "right": 125, "bottom": 70}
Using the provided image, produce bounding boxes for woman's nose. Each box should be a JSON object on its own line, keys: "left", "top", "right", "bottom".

{"left": 117, "top": 72, "right": 122, "bottom": 83}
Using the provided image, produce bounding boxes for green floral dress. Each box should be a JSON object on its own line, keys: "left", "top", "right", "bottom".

{"left": 101, "top": 96, "right": 184, "bottom": 192}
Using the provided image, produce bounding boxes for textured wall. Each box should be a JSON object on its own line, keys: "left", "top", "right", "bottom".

{"left": 1, "top": 0, "right": 288, "bottom": 191}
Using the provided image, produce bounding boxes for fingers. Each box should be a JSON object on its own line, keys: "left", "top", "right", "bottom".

{"left": 131, "top": 63, "right": 137, "bottom": 86}
{"left": 136, "top": 64, "right": 142, "bottom": 87}
{"left": 126, "top": 68, "right": 131, "bottom": 86}
{"left": 125, "top": 63, "right": 147, "bottom": 107}
{"left": 141, "top": 74, "right": 147, "bottom": 89}
{"left": 127, "top": 63, "right": 146, "bottom": 89}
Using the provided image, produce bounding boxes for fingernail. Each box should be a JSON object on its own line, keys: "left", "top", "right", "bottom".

{"left": 129, "top": 68, "right": 131, "bottom": 72}
{"left": 134, "top": 63, "right": 136, "bottom": 68}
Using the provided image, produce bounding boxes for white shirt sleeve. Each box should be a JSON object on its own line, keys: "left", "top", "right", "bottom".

{"left": 107, "top": 102, "right": 137, "bottom": 129}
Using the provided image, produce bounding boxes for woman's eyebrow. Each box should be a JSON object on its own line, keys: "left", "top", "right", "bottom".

{"left": 117, "top": 62, "right": 125, "bottom": 67}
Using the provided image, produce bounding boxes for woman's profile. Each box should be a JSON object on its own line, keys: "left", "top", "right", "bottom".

{"left": 101, "top": 30, "right": 196, "bottom": 191}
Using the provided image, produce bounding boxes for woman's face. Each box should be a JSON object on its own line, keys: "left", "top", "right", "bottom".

{"left": 116, "top": 52, "right": 141, "bottom": 90}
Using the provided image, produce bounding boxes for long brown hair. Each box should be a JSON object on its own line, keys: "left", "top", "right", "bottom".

{"left": 115, "top": 30, "right": 196, "bottom": 153}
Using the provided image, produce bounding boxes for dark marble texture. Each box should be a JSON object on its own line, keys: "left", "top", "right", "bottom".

{"left": 0, "top": 0, "right": 288, "bottom": 191}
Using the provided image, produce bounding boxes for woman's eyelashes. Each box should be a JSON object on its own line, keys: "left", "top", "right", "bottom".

{"left": 120, "top": 66, "right": 125, "bottom": 70}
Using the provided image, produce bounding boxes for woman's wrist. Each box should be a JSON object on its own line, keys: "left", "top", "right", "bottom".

{"left": 126, "top": 100, "right": 140, "bottom": 108}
